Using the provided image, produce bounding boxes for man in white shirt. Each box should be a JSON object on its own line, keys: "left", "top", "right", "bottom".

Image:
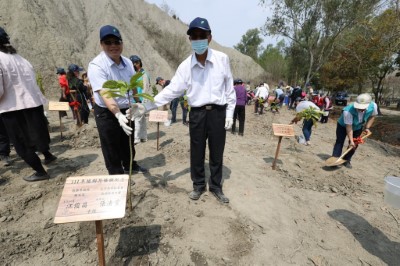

{"left": 290, "top": 98, "right": 320, "bottom": 146}
{"left": 88, "top": 25, "right": 147, "bottom": 175}
{"left": 129, "top": 17, "right": 236, "bottom": 203}
{"left": 255, "top": 83, "right": 269, "bottom": 114}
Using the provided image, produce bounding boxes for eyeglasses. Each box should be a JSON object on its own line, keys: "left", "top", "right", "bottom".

{"left": 102, "top": 40, "right": 122, "bottom": 46}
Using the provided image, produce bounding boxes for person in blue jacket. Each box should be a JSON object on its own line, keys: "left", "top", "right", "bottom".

{"left": 332, "top": 93, "right": 377, "bottom": 168}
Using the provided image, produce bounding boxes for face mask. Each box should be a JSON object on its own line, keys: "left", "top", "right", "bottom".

{"left": 191, "top": 39, "right": 208, "bottom": 55}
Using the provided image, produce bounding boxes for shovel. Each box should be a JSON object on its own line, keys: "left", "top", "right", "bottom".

{"left": 325, "top": 132, "right": 371, "bottom": 167}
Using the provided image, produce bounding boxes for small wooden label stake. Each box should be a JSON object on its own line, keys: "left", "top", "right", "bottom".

{"left": 149, "top": 110, "right": 169, "bottom": 151}
{"left": 271, "top": 124, "right": 295, "bottom": 170}
{"left": 49, "top": 101, "right": 70, "bottom": 139}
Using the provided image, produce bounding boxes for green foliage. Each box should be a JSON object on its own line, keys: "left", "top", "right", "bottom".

{"left": 151, "top": 85, "right": 159, "bottom": 97}
{"left": 260, "top": 0, "right": 380, "bottom": 85}
{"left": 101, "top": 71, "right": 154, "bottom": 102}
{"left": 234, "top": 28, "right": 263, "bottom": 61}
{"left": 298, "top": 106, "right": 323, "bottom": 126}
{"left": 36, "top": 73, "right": 45, "bottom": 95}
{"left": 258, "top": 40, "right": 288, "bottom": 81}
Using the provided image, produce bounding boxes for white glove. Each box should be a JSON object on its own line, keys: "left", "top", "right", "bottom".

{"left": 126, "top": 103, "right": 146, "bottom": 121}
{"left": 115, "top": 112, "right": 132, "bottom": 135}
{"left": 224, "top": 118, "right": 233, "bottom": 130}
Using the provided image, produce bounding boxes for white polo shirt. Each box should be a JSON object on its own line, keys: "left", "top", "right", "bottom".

{"left": 88, "top": 51, "right": 135, "bottom": 109}
{"left": 146, "top": 48, "right": 236, "bottom": 118}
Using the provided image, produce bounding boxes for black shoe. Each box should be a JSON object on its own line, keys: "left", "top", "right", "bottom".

{"left": 188, "top": 190, "right": 205, "bottom": 200}
{"left": 211, "top": 190, "right": 229, "bottom": 203}
{"left": 44, "top": 155, "right": 57, "bottom": 165}
{"left": 132, "top": 165, "right": 148, "bottom": 173}
{"left": 23, "top": 172, "right": 50, "bottom": 182}
{"left": 344, "top": 161, "right": 352, "bottom": 169}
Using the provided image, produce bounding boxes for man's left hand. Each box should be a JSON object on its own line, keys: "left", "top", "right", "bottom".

{"left": 224, "top": 118, "right": 233, "bottom": 130}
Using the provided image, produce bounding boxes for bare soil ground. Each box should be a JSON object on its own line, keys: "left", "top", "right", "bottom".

{"left": 1, "top": 104, "right": 400, "bottom": 266}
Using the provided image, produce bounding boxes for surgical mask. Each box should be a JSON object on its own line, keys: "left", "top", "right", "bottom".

{"left": 191, "top": 39, "right": 208, "bottom": 55}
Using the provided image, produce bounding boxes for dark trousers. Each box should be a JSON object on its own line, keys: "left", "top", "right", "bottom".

{"left": 0, "top": 117, "right": 10, "bottom": 156}
{"left": 321, "top": 111, "right": 330, "bottom": 123}
{"left": 1, "top": 106, "right": 48, "bottom": 173}
{"left": 170, "top": 98, "right": 179, "bottom": 123}
{"left": 189, "top": 105, "right": 226, "bottom": 193}
{"left": 302, "top": 119, "right": 313, "bottom": 141}
{"left": 94, "top": 105, "right": 137, "bottom": 175}
{"left": 332, "top": 123, "right": 362, "bottom": 161}
{"left": 232, "top": 105, "right": 245, "bottom": 135}
{"left": 180, "top": 101, "right": 188, "bottom": 123}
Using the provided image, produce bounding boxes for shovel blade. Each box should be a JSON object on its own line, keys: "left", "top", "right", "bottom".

{"left": 325, "top": 156, "right": 347, "bottom": 167}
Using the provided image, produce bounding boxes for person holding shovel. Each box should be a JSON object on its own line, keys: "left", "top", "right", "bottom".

{"left": 331, "top": 93, "right": 377, "bottom": 169}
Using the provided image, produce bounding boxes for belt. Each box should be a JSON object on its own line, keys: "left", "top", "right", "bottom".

{"left": 190, "top": 104, "right": 227, "bottom": 111}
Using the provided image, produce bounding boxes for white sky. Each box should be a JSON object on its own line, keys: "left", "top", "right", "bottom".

{"left": 144, "top": 0, "right": 279, "bottom": 48}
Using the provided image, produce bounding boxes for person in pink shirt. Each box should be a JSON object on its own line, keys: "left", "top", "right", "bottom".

{"left": 0, "top": 27, "right": 57, "bottom": 182}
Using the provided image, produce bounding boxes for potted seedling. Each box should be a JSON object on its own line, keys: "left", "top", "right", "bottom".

{"left": 101, "top": 72, "right": 154, "bottom": 211}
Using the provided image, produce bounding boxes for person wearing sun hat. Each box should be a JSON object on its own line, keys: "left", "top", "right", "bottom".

{"left": 331, "top": 93, "right": 377, "bottom": 168}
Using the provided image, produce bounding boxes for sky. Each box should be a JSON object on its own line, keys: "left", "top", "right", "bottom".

{"left": 144, "top": 0, "right": 279, "bottom": 48}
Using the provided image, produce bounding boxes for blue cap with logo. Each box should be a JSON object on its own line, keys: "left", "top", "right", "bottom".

{"left": 100, "top": 25, "right": 122, "bottom": 41}
{"left": 68, "top": 64, "right": 84, "bottom": 72}
{"left": 187, "top": 17, "right": 211, "bottom": 35}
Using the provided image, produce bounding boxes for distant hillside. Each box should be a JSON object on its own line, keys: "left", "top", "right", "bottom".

{"left": 0, "top": 0, "right": 267, "bottom": 98}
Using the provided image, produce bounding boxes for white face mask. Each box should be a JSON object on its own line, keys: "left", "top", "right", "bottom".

{"left": 191, "top": 39, "right": 208, "bottom": 55}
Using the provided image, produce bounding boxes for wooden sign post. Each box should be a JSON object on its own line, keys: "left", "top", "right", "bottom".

{"left": 48, "top": 101, "right": 70, "bottom": 139}
{"left": 271, "top": 124, "right": 295, "bottom": 170}
{"left": 149, "top": 110, "right": 169, "bottom": 151}
{"left": 54, "top": 175, "right": 129, "bottom": 266}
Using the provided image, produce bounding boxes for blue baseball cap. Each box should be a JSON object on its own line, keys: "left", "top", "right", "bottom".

{"left": 187, "top": 17, "right": 211, "bottom": 35}
{"left": 129, "top": 55, "right": 141, "bottom": 62}
{"left": 68, "top": 64, "right": 84, "bottom": 72}
{"left": 100, "top": 25, "right": 122, "bottom": 41}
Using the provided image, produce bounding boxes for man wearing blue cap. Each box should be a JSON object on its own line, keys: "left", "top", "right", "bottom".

{"left": 128, "top": 17, "right": 236, "bottom": 203}
{"left": 88, "top": 25, "right": 147, "bottom": 175}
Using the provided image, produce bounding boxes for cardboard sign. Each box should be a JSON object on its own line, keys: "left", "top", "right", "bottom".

{"left": 49, "top": 101, "right": 70, "bottom": 111}
{"left": 272, "top": 124, "right": 295, "bottom": 137}
{"left": 149, "top": 110, "right": 169, "bottom": 122}
{"left": 54, "top": 175, "right": 128, "bottom": 224}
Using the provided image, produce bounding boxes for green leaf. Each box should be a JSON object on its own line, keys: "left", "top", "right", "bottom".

{"left": 130, "top": 71, "right": 144, "bottom": 85}
{"left": 135, "top": 93, "right": 155, "bottom": 102}
{"left": 103, "top": 80, "right": 121, "bottom": 89}
{"left": 100, "top": 90, "right": 125, "bottom": 98}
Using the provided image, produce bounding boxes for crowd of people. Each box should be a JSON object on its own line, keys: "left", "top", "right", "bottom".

{"left": 0, "top": 18, "right": 377, "bottom": 202}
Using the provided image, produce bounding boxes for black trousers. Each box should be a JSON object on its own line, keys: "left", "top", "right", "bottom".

{"left": 1, "top": 106, "right": 48, "bottom": 173}
{"left": 189, "top": 105, "right": 226, "bottom": 193}
{"left": 0, "top": 117, "right": 10, "bottom": 156}
{"left": 232, "top": 105, "right": 245, "bottom": 135}
{"left": 94, "top": 105, "right": 137, "bottom": 175}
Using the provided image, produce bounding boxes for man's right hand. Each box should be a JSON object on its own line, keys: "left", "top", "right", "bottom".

{"left": 126, "top": 103, "right": 146, "bottom": 120}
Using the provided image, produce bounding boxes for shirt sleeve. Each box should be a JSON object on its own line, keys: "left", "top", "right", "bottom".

{"left": 372, "top": 102, "right": 378, "bottom": 116}
{"left": 88, "top": 63, "right": 109, "bottom": 93}
{"left": 0, "top": 68, "right": 4, "bottom": 99}
{"left": 224, "top": 56, "right": 236, "bottom": 118}
{"left": 153, "top": 65, "right": 187, "bottom": 107}
{"left": 343, "top": 111, "right": 353, "bottom": 125}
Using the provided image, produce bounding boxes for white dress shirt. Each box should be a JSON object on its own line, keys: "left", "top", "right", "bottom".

{"left": 255, "top": 85, "right": 269, "bottom": 99}
{"left": 146, "top": 49, "right": 236, "bottom": 118}
{"left": 88, "top": 51, "right": 135, "bottom": 109}
{"left": 0, "top": 52, "right": 47, "bottom": 113}
{"left": 295, "top": 101, "right": 319, "bottom": 113}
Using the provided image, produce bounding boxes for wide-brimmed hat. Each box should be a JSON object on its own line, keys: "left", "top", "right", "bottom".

{"left": 354, "top": 93, "right": 372, "bottom": 109}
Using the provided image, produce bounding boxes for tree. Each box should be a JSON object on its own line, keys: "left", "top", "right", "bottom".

{"left": 258, "top": 40, "right": 288, "bottom": 81}
{"left": 260, "top": 0, "right": 380, "bottom": 87}
{"left": 234, "top": 28, "right": 263, "bottom": 61}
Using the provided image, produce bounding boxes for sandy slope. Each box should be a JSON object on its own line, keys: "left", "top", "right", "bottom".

{"left": 1, "top": 105, "right": 400, "bottom": 265}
